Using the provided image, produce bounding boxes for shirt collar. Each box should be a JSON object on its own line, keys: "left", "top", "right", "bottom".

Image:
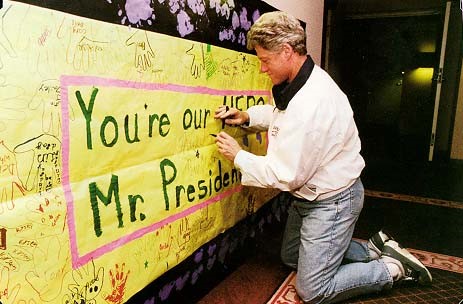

{"left": 272, "top": 55, "right": 315, "bottom": 111}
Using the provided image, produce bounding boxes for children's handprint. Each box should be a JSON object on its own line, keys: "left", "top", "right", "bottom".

{"left": 186, "top": 43, "right": 205, "bottom": 79}
{"left": 0, "top": 5, "right": 17, "bottom": 70}
{"left": 62, "top": 287, "right": 86, "bottom": 304}
{"left": 104, "top": 263, "right": 130, "bottom": 304}
{"left": 57, "top": 17, "right": 109, "bottom": 73}
{"left": 126, "top": 30, "right": 157, "bottom": 72}
{"left": 155, "top": 224, "right": 173, "bottom": 261}
{"left": 0, "top": 81, "right": 27, "bottom": 132}
{"left": 199, "top": 206, "right": 214, "bottom": 230}
{"left": 14, "top": 6, "right": 62, "bottom": 77}
{"left": 0, "top": 140, "right": 26, "bottom": 214}
{"left": 175, "top": 218, "right": 191, "bottom": 261}
{"left": 29, "top": 79, "right": 69, "bottom": 137}
{"left": 25, "top": 237, "right": 69, "bottom": 302}
{"left": 14, "top": 134, "right": 61, "bottom": 194}
{"left": 27, "top": 190, "right": 66, "bottom": 239}
{"left": 219, "top": 53, "right": 254, "bottom": 81}
{"left": 72, "top": 36, "right": 108, "bottom": 72}
{"left": 177, "top": 217, "right": 191, "bottom": 248}
{"left": 0, "top": 266, "right": 21, "bottom": 303}
{"left": 246, "top": 194, "right": 256, "bottom": 215}
{"left": 71, "top": 260, "right": 104, "bottom": 302}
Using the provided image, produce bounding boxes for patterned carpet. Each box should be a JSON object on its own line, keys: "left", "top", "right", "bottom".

{"left": 267, "top": 248, "right": 463, "bottom": 304}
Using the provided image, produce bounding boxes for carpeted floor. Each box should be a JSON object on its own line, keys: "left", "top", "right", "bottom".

{"left": 197, "top": 190, "right": 463, "bottom": 304}
{"left": 268, "top": 249, "right": 463, "bottom": 304}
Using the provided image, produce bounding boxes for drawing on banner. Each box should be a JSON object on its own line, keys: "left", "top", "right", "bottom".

{"left": 0, "top": 0, "right": 279, "bottom": 302}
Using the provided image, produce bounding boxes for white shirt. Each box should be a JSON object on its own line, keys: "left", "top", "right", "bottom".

{"left": 234, "top": 65, "right": 365, "bottom": 201}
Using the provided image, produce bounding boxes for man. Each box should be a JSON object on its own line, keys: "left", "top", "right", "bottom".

{"left": 214, "top": 11, "right": 432, "bottom": 304}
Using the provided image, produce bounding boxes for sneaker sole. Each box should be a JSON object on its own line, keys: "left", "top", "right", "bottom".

{"left": 382, "top": 244, "right": 432, "bottom": 285}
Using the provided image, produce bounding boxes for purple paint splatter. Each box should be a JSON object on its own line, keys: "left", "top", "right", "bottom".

{"left": 159, "top": 281, "right": 175, "bottom": 301}
{"left": 144, "top": 296, "right": 155, "bottom": 304}
{"left": 208, "top": 243, "right": 217, "bottom": 256}
{"left": 177, "top": 10, "right": 194, "bottom": 37}
{"left": 242, "top": 135, "right": 249, "bottom": 147}
{"left": 239, "top": 7, "right": 251, "bottom": 30}
{"left": 252, "top": 9, "right": 261, "bottom": 23}
{"left": 194, "top": 248, "right": 204, "bottom": 263}
{"left": 218, "top": 236, "right": 230, "bottom": 263}
{"left": 168, "top": 0, "right": 182, "bottom": 14}
{"left": 191, "top": 264, "right": 204, "bottom": 285}
{"left": 175, "top": 272, "right": 190, "bottom": 291}
{"left": 207, "top": 255, "right": 216, "bottom": 270}
{"left": 187, "top": 0, "right": 206, "bottom": 15}
{"left": 231, "top": 11, "right": 240, "bottom": 29}
{"left": 219, "top": 28, "right": 235, "bottom": 42}
{"left": 125, "top": 0, "right": 155, "bottom": 25}
{"left": 256, "top": 132, "right": 262, "bottom": 144}
{"left": 237, "top": 32, "right": 245, "bottom": 46}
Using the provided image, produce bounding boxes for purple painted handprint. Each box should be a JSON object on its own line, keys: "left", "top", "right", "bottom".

{"left": 125, "top": 0, "right": 155, "bottom": 25}
{"left": 177, "top": 10, "right": 194, "bottom": 37}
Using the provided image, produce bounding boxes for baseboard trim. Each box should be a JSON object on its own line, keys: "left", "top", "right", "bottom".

{"left": 365, "top": 189, "right": 463, "bottom": 209}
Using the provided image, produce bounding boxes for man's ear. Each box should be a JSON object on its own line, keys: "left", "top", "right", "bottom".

{"left": 281, "top": 43, "right": 293, "bottom": 59}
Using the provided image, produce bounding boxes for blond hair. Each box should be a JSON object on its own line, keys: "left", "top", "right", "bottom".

{"left": 246, "top": 11, "right": 307, "bottom": 55}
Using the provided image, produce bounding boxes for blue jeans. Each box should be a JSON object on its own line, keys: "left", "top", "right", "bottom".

{"left": 281, "top": 179, "right": 393, "bottom": 303}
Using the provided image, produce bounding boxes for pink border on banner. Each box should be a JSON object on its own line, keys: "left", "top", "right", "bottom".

{"left": 60, "top": 75, "right": 271, "bottom": 268}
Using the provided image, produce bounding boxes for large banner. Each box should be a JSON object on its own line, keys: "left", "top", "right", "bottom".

{"left": 0, "top": 1, "right": 277, "bottom": 303}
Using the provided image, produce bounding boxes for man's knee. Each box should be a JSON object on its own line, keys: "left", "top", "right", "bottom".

{"left": 280, "top": 248, "right": 297, "bottom": 269}
{"left": 296, "top": 280, "right": 329, "bottom": 304}
{"left": 296, "top": 290, "right": 326, "bottom": 304}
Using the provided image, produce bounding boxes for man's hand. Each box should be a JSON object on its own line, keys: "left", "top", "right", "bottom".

{"left": 215, "top": 132, "right": 242, "bottom": 161}
{"left": 214, "top": 106, "right": 249, "bottom": 126}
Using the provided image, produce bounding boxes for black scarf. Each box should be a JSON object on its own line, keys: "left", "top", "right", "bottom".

{"left": 272, "top": 55, "right": 315, "bottom": 111}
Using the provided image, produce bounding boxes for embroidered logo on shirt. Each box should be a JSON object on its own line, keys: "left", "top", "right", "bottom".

{"left": 271, "top": 126, "right": 280, "bottom": 137}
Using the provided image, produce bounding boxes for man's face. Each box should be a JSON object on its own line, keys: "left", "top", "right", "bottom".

{"left": 255, "top": 45, "right": 289, "bottom": 85}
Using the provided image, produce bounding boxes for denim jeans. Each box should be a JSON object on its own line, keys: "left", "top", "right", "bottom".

{"left": 281, "top": 179, "right": 393, "bottom": 303}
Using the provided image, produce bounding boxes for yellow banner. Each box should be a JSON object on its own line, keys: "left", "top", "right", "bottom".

{"left": 0, "top": 1, "right": 277, "bottom": 303}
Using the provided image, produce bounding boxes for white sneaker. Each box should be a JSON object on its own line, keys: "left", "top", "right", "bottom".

{"left": 381, "top": 240, "right": 432, "bottom": 285}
